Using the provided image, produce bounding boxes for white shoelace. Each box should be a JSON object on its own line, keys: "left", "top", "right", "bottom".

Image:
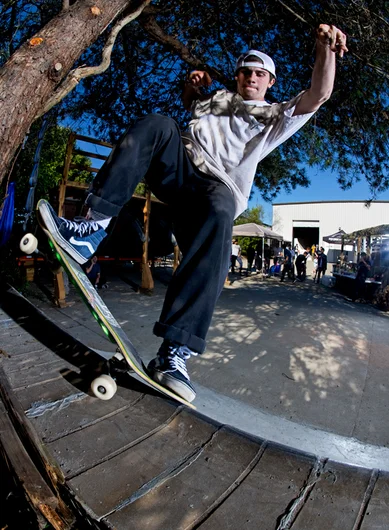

{"left": 165, "top": 344, "right": 198, "bottom": 380}
{"left": 168, "top": 354, "right": 190, "bottom": 379}
{"left": 62, "top": 218, "right": 100, "bottom": 236}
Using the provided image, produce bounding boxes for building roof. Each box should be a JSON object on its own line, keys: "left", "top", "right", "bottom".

{"left": 273, "top": 200, "right": 389, "bottom": 206}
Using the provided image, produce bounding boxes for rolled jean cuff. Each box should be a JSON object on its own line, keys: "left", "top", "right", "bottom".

{"left": 86, "top": 194, "right": 122, "bottom": 218}
{"left": 153, "top": 322, "right": 205, "bottom": 354}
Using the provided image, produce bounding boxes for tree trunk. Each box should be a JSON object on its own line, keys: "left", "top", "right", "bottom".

{"left": 0, "top": 0, "right": 137, "bottom": 186}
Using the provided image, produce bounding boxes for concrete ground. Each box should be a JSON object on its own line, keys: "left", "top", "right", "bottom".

{"left": 28, "top": 262, "right": 389, "bottom": 469}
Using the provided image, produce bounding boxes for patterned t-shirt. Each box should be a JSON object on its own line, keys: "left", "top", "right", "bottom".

{"left": 182, "top": 89, "right": 315, "bottom": 218}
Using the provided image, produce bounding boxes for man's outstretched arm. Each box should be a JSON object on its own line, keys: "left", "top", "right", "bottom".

{"left": 294, "top": 24, "right": 348, "bottom": 116}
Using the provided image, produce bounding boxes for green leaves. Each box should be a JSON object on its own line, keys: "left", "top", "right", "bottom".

{"left": 2, "top": 1, "right": 388, "bottom": 200}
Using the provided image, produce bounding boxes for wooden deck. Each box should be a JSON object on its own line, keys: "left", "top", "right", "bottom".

{"left": 0, "top": 285, "right": 388, "bottom": 529}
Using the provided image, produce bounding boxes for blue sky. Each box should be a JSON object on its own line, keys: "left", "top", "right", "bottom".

{"left": 73, "top": 131, "right": 389, "bottom": 228}
{"left": 250, "top": 167, "right": 389, "bottom": 225}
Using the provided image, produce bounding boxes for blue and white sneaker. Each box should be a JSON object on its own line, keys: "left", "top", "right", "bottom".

{"left": 147, "top": 341, "right": 197, "bottom": 402}
{"left": 38, "top": 200, "right": 107, "bottom": 265}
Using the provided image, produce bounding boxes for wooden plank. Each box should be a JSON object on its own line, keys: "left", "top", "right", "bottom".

{"left": 0, "top": 286, "right": 105, "bottom": 374}
{"left": 73, "top": 149, "right": 108, "bottom": 161}
{"left": 360, "top": 472, "right": 389, "bottom": 530}
{"left": 0, "top": 400, "right": 72, "bottom": 530}
{"left": 0, "top": 366, "right": 65, "bottom": 488}
{"left": 68, "top": 410, "right": 218, "bottom": 519}
{"left": 29, "top": 386, "right": 147, "bottom": 443}
{"left": 199, "top": 443, "right": 315, "bottom": 529}
{"left": 6, "top": 358, "right": 75, "bottom": 389}
{"left": 69, "top": 163, "right": 100, "bottom": 173}
{"left": 61, "top": 180, "right": 89, "bottom": 189}
{"left": 0, "top": 336, "right": 44, "bottom": 357}
{"left": 48, "top": 395, "right": 178, "bottom": 477}
{"left": 173, "top": 244, "right": 180, "bottom": 272}
{"left": 74, "top": 134, "right": 113, "bottom": 148}
{"left": 133, "top": 192, "right": 164, "bottom": 204}
{"left": 53, "top": 271, "right": 67, "bottom": 307}
{"left": 291, "top": 460, "right": 373, "bottom": 529}
{"left": 141, "top": 188, "right": 154, "bottom": 292}
{"left": 4, "top": 347, "right": 66, "bottom": 372}
{"left": 106, "top": 426, "right": 264, "bottom": 529}
{"left": 15, "top": 377, "right": 83, "bottom": 411}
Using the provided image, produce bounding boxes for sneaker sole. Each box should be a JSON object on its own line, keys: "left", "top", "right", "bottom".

{"left": 39, "top": 201, "right": 89, "bottom": 265}
{"left": 149, "top": 369, "right": 196, "bottom": 403}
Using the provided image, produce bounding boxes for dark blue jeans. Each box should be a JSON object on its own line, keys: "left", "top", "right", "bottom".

{"left": 87, "top": 114, "right": 235, "bottom": 353}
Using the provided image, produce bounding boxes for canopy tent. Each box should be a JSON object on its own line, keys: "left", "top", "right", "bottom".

{"left": 232, "top": 223, "right": 283, "bottom": 273}
{"left": 323, "top": 229, "right": 354, "bottom": 245}
{"left": 344, "top": 224, "right": 389, "bottom": 239}
{"left": 232, "top": 223, "right": 283, "bottom": 240}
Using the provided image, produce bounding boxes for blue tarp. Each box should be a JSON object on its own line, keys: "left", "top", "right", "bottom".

{"left": 0, "top": 181, "right": 15, "bottom": 247}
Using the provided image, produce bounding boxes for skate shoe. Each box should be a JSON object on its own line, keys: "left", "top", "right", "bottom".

{"left": 147, "top": 341, "right": 197, "bottom": 402}
{"left": 39, "top": 200, "right": 107, "bottom": 264}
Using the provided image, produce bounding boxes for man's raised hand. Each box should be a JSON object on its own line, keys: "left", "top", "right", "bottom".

{"left": 188, "top": 70, "right": 212, "bottom": 87}
{"left": 316, "top": 24, "right": 348, "bottom": 58}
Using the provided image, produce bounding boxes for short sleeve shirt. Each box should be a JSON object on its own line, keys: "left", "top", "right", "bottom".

{"left": 182, "top": 89, "right": 315, "bottom": 218}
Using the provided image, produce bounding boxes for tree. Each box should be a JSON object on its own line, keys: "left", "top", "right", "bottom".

{"left": 1, "top": 0, "right": 388, "bottom": 202}
{"left": 11, "top": 123, "right": 92, "bottom": 213}
{"left": 0, "top": 0, "right": 151, "bottom": 185}
{"left": 233, "top": 205, "right": 266, "bottom": 256}
{"left": 234, "top": 206, "right": 265, "bottom": 226}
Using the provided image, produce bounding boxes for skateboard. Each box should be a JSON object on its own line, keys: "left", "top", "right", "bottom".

{"left": 19, "top": 203, "right": 195, "bottom": 409}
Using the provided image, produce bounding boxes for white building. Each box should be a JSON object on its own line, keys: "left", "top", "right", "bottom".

{"left": 272, "top": 200, "right": 389, "bottom": 262}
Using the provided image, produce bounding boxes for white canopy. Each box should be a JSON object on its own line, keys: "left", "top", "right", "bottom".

{"left": 232, "top": 222, "right": 283, "bottom": 240}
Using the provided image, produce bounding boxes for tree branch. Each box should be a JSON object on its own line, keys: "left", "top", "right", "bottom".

{"left": 351, "top": 52, "right": 389, "bottom": 80}
{"left": 35, "top": 0, "right": 151, "bottom": 119}
{"left": 275, "top": 0, "right": 312, "bottom": 26}
{"left": 138, "top": 12, "right": 227, "bottom": 83}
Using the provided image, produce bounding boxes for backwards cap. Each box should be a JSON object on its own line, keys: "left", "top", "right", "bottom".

{"left": 235, "top": 50, "right": 276, "bottom": 78}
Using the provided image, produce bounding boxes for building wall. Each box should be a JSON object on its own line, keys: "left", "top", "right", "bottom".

{"left": 272, "top": 201, "right": 389, "bottom": 248}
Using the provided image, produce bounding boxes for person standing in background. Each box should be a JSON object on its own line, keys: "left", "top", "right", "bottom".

{"left": 231, "top": 239, "right": 242, "bottom": 274}
{"left": 84, "top": 256, "right": 101, "bottom": 289}
{"left": 280, "top": 245, "right": 295, "bottom": 282}
{"left": 347, "top": 252, "right": 371, "bottom": 302}
{"left": 315, "top": 247, "right": 327, "bottom": 284}
{"left": 295, "top": 251, "right": 308, "bottom": 281}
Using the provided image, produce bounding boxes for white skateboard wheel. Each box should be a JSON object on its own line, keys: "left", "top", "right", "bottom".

{"left": 20, "top": 233, "right": 38, "bottom": 254}
{"left": 90, "top": 374, "right": 117, "bottom": 400}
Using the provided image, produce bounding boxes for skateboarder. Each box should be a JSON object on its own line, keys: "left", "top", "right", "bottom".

{"left": 39, "top": 24, "right": 347, "bottom": 402}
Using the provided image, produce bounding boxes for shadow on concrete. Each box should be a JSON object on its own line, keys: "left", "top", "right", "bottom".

{"left": 0, "top": 284, "right": 161, "bottom": 401}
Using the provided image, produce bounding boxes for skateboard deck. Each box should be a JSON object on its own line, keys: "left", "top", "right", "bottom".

{"left": 33, "top": 202, "right": 195, "bottom": 409}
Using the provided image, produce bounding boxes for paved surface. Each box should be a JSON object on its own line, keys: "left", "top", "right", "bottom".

{"left": 30, "top": 264, "right": 389, "bottom": 453}
{"left": 1, "top": 280, "right": 388, "bottom": 529}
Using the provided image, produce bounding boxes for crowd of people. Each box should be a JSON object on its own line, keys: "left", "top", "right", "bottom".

{"left": 229, "top": 240, "right": 375, "bottom": 305}
{"left": 230, "top": 241, "right": 328, "bottom": 284}
{"left": 279, "top": 244, "right": 327, "bottom": 283}
{"left": 230, "top": 240, "right": 271, "bottom": 275}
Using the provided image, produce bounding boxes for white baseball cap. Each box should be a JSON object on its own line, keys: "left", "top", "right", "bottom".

{"left": 235, "top": 50, "right": 276, "bottom": 78}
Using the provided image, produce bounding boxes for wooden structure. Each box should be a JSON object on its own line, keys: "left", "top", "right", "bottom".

{"left": 53, "top": 132, "right": 180, "bottom": 303}
{"left": 1, "top": 288, "right": 388, "bottom": 529}
{"left": 343, "top": 224, "right": 389, "bottom": 257}
{"left": 58, "top": 132, "right": 112, "bottom": 217}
